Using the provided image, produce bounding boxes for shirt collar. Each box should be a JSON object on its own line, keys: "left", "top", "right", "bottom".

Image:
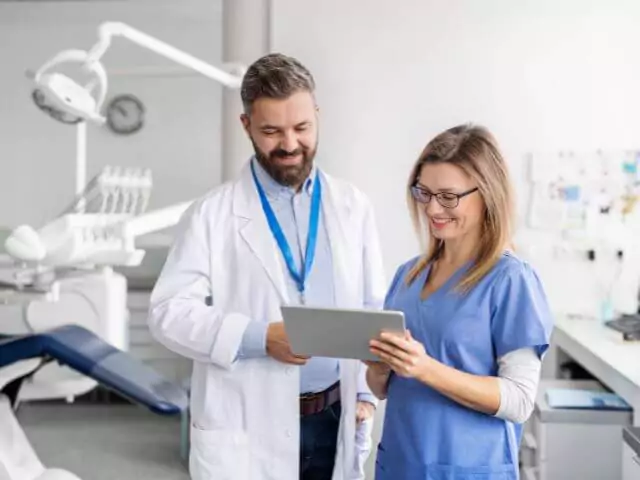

{"left": 251, "top": 156, "right": 317, "bottom": 199}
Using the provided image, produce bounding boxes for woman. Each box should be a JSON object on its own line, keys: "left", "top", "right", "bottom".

{"left": 366, "top": 124, "right": 554, "bottom": 479}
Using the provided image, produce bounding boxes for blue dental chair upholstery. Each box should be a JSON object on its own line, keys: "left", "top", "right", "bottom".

{"left": 0, "top": 324, "right": 188, "bottom": 414}
{"left": 0, "top": 325, "right": 189, "bottom": 480}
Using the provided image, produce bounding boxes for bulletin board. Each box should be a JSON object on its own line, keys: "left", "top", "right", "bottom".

{"left": 523, "top": 150, "right": 640, "bottom": 318}
{"left": 526, "top": 150, "right": 640, "bottom": 239}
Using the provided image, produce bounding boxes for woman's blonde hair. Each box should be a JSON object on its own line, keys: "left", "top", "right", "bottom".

{"left": 406, "top": 124, "right": 515, "bottom": 292}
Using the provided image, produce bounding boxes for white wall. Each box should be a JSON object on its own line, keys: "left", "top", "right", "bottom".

{"left": 271, "top": 1, "right": 640, "bottom": 476}
{"left": 272, "top": 0, "right": 640, "bottom": 277}
{"left": 0, "top": 0, "right": 224, "bottom": 229}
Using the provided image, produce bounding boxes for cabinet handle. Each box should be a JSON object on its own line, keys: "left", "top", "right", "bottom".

{"left": 633, "top": 455, "right": 640, "bottom": 467}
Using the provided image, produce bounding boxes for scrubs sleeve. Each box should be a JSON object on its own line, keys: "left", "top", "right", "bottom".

{"left": 383, "top": 258, "right": 416, "bottom": 310}
{"left": 491, "top": 262, "right": 554, "bottom": 359}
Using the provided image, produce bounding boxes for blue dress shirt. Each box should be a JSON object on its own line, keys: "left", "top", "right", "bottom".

{"left": 239, "top": 158, "right": 374, "bottom": 404}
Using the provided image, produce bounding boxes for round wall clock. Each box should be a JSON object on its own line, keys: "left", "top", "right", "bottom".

{"left": 105, "top": 94, "right": 145, "bottom": 135}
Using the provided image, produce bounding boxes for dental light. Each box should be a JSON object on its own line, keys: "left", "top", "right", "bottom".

{"left": 31, "top": 49, "right": 108, "bottom": 125}
{"left": 29, "top": 22, "right": 243, "bottom": 126}
{"left": 5, "top": 21, "right": 245, "bottom": 281}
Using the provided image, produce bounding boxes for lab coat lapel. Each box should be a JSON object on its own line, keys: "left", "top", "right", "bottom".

{"left": 320, "top": 172, "right": 356, "bottom": 309}
{"left": 234, "top": 163, "right": 289, "bottom": 304}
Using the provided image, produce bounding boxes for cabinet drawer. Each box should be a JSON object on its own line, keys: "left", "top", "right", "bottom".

{"left": 623, "top": 442, "right": 640, "bottom": 480}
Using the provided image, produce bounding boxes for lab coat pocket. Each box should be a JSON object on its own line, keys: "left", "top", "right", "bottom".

{"left": 189, "top": 426, "right": 250, "bottom": 480}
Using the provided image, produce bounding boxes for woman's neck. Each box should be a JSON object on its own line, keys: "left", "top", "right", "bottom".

{"left": 439, "top": 232, "right": 480, "bottom": 268}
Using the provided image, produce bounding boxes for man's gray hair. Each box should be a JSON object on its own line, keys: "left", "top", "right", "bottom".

{"left": 240, "top": 53, "right": 316, "bottom": 113}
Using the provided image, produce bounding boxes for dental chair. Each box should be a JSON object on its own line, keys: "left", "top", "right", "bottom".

{"left": 0, "top": 325, "right": 189, "bottom": 480}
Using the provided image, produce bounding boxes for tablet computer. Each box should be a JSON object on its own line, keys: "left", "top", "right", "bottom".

{"left": 281, "top": 305, "right": 406, "bottom": 361}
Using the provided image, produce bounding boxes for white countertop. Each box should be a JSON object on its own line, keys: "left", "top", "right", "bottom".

{"left": 554, "top": 316, "right": 640, "bottom": 387}
{"left": 553, "top": 316, "right": 640, "bottom": 424}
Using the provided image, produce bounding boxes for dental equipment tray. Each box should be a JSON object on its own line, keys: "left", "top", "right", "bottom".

{"left": 604, "top": 314, "right": 640, "bottom": 341}
{"left": 0, "top": 325, "right": 188, "bottom": 415}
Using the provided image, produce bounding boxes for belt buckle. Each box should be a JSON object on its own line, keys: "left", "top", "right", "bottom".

{"left": 300, "top": 391, "right": 319, "bottom": 401}
{"left": 300, "top": 393, "right": 323, "bottom": 417}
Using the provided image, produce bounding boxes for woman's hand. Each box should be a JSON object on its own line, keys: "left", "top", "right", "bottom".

{"left": 371, "top": 330, "right": 503, "bottom": 417}
{"left": 369, "top": 330, "right": 432, "bottom": 380}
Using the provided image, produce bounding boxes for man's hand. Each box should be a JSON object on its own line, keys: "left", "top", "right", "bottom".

{"left": 363, "top": 359, "right": 391, "bottom": 377}
{"left": 362, "top": 359, "right": 392, "bottom": 400}
{"left": 356, "top": 401, "right": 375, "bottom": 424}
{"left": 266, "top": 322, "right": 309, "bottom": 365}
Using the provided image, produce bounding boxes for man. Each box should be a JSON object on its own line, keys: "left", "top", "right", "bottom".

{"left": 148, "top": 53, "right": 386, "bottom": 480}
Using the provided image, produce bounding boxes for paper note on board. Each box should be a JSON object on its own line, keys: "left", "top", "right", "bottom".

{"left": 527, "top": 183, "right": 566, "bottom": 230}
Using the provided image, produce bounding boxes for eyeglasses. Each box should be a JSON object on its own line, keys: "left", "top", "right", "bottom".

{"left": 410, "top": 185, "right": 479, "bottom": 209}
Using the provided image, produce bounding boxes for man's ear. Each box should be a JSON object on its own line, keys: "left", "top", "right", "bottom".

{"left": 240, "top": 113, "right": 250, "bottom": 134}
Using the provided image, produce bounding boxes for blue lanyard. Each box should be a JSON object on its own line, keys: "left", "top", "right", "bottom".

{"left": 250, "top": 161, "right": 322, "bottom": 301}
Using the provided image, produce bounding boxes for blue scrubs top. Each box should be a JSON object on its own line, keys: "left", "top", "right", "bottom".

{"left": 376, "top": 252, "right": 553, "bottom": 480}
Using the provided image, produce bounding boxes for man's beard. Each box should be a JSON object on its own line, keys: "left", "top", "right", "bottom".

{"left": 251, "top": 138, "right": 316, "bottom": 188}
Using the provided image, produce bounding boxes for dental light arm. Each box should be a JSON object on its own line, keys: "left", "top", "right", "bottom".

{"left": 87, "top": 22, "right": 243, "bottom": 89}
{"left": 79, "top": 21, "right": 244, "bottom": 243}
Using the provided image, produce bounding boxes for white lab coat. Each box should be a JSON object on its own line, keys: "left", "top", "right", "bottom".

{"left": 148, "top": 161, "right": 387, "bottom": 480}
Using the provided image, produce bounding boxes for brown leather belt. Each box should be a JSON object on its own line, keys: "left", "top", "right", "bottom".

{"left": 300, "top": 382, "right": 340, "bottom": 417}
